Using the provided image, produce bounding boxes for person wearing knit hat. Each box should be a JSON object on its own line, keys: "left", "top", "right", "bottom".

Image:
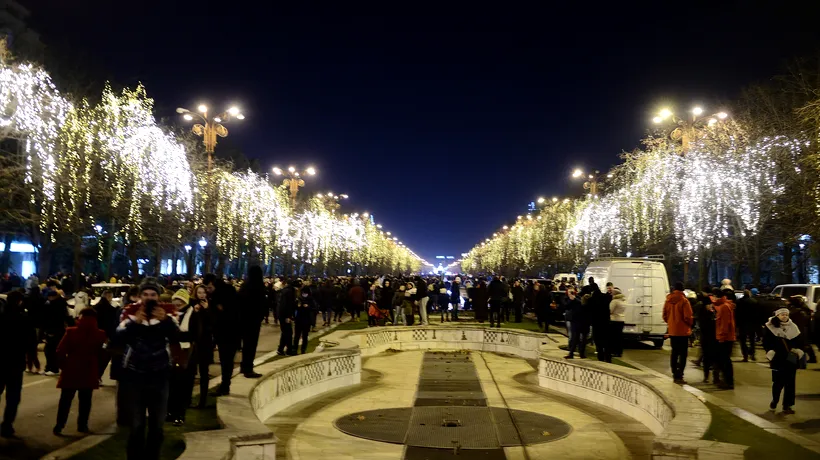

{"left": 117, "top": 275, "right": 179, "bottom": 456}
{"left": 763, "top": 307, "right": 803, "bottom": 414}
{"left": 171, "top": 289, "right": 190, "bottom": 306}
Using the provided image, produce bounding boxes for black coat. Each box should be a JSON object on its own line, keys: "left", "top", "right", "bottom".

{"left": 511, "top": 285, "right": 525, "bottom": 305}
{"left": 488, "top": 279, "right": 506, "bottom": 300}
{"left": 295, "top": 290, "right": 317, "bottom": 325}
{"left": 471, "top": 285, "right": 489, "bottom": 321}
{"left": 277, "top": 286, "right": 297, "bottom": 319}
{"left": 95, "top": 298, "right": 120, "bottom": 340}
{"left": 762, "top": 320, "right": 804, "bottom": 370}
{"left": 42, "top": 297, "right": 71, "bottom": 334}
{"left": 239, "top": 282, "right": 267, "bottom": 327}
{"left": 0, "top": 302, "right": 36, "bottom": 372}
{"left": 209, "top": 282, "right": 240, "bottom": 344}
{"left": 379, "top": 287, "right": 394, "bottom": 310}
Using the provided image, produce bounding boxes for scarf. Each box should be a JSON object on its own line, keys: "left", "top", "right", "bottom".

{"left": 765, "top": 317, "right": 800, "bottom": 340}
{"left": 178, "top": 306, "right": 194, "bottom": 349}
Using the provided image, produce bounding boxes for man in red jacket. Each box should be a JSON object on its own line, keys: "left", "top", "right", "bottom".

{"left": 714, "top": 289, "right": 736, "bottom": 389}
{"left": 663, "top": 282, "right": 693, "bottom": 384}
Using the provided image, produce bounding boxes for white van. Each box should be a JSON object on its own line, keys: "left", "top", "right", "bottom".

{"left": 582, "top": 256, "right": 669, "bottom": 348}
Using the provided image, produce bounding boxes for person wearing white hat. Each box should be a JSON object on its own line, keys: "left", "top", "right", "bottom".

{"left": 763, "top": 308, "right": 803, "bottom": 414}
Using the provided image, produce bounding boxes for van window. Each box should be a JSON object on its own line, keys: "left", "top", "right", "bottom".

{"left": 779, "top": 286, "right": 808, "bottom": 299}
{"left": 813, "top": 289, "right": 820, "bottom": 304}
{"left": 772, "top": 287, "right": 781, "bottom": 297}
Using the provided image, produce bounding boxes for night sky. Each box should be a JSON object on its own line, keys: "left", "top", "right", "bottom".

{"left": 21, "top": 1, "right": 820, "bottom": 264}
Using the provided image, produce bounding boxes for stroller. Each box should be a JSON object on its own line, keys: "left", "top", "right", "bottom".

{"left": 367, "top": 300, "right": 390, "bottom": 326}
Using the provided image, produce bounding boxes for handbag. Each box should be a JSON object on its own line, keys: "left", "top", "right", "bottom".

{"left": 781, "top": 338, "right": 801, "bottom": 367}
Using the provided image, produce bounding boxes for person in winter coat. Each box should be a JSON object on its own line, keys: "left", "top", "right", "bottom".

{"left": 608, "top": 288, "right": 626, "bottom": 357}
{"left": 188, "top": 285, "right": 213, "bottom": 408}
{"left": 392, "top": 285, "right": 406, "bottom": 325}
{"left": 488, "top": 276, "right": 506, "bottom": 328}
{"left": 277, "top": 279, "right": 296, "bottom": 356}
{"left": 414, "top": 277, "right": 429, "bottom": 325}
{"left": 438, "top": 286, "right": 451, "bottom": 322}
{"left": 204, "top": 274, "right": 240, "bottom": 395}
{"left": 24, "top": 287, "right": 43, "bottom": 375}
{"left": 319, "top": 279, "right": 335, "bottom": 327}
{"left": 663, "top": 282, "right": 693, "bottom": 384}
{"left": 43, "top": 289, "right": 72, "bottom": 376}
{"left": 167, "top": 289, "right": 195, "bottom": 426}
{"left": 116, "top": 278, "right": 180, "bottom": 460}
{"left": 53, "top": 308, "right": 107, "bottom": 435}
{"left": 293, "top": 282, "right": 316, "bottom": 354}
{"left": 763, "top": 308, "right": 804, "bottom": 414}
{"left": 0, "top": 290, "right": 37, "bottom": 438}
{"left": 511, "top": 280, "right": 525, "bottom": 323}
{"left": 564, "top": 289, "right": 588, "bottom": 359}
{"left": 95, "top": 290, "right": 119, "bottom": 380}
{"left": 714, "top": 289, "right": 736, "bottom": 389}
{"left": 348, "top": 279, "right": 365, "bottom": 322}
{"left": 696, "top": 292, "right": 720, "bottom": 383}
{"left": 590, "top": 284, "right": 611, "bottom": 363}
{"left": 735, "top": 290, "right": 758, "bottom": 362}
{"left": 533, "top": 283, "right": 551, "bottom": 331}
{"left": 787, "top": 296, "right": 816, "bottom": 364}
{"left": 379, "top": 279, "right": 395, "bottom": 320}
{"left": 403, "top": 283, "right": 416, "bottom": 326}
{"left": 239, "top": 266, "right": 266, "bottom": 378}
{"left": 471, "top": 280, "right": 489, "bottom": 323}
{"left": 450, "top": 277, "right": 461, "bottom": 321}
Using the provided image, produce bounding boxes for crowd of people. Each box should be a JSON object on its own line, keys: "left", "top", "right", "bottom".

{"left": 662, "top": 280, "right": 817, "bottom": 414}
{"left": 3, "top": 267, "right": 818, "bottom": 457}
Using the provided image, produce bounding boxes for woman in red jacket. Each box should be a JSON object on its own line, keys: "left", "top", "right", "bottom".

{"left": 53, "top": 308, "right": 107, "bottom": 435}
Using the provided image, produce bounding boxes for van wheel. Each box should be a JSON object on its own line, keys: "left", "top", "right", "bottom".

{"left": 651, "top": 339, "right": 665, "bottom": 349}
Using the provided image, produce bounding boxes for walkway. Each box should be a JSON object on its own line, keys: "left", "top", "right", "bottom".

{"left": 266, "top": 349, "right": 654, "bottom": 459}
{"left": 0, "top": 313, "right": 347, "bottom": 460}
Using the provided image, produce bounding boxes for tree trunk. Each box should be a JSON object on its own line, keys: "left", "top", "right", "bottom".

{"left": 171, "top": 248, "right": 178, "bottom": 276}
{"left": 781, "top": 241, "right": 794, "bottom": 284}
{"left": 0, "top": 233, "right": 12, "bottom": 274}
{"left": 203, "top": 244, "right": 212, "bottom": 274}
{"left": 216, "top": 252, "right": 227, "bottom": 277}
{"left": 128, "top": 242, "right": 139, "bottom": 281}
{"left": 697, "top": 248, "right": 708, "bottom": 290}
{"left": 187, "top": 249, "right": 196, "bottom": 279}
{"left": 38, "top": 236, "right": 51, "bottom": 279}
{"left": 752, "top": 235, "right": 761, "bottom": 287}
{"left": 153, "top": 242, "right": 162, "bottom": 276}
{"left": 73, "top": 233, "right": 84, "bottom": 285}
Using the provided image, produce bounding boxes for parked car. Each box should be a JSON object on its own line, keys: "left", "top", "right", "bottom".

{"left": 582, "top": 255, "right": 669, "bottom": 348}
{"left": 553, "top": 273, "right": 578, "bottom": 285}
{"left": 770, "top": 284, "right": 820, "bottom": 312}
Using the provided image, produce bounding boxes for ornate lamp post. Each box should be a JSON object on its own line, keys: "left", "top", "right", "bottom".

{"left": 652, "top": 106, "right": 729, "bottom": 155}
{"left": 316, "top": 191, "right": 348, "bottom": 213}
{"left": 177, "top": 104, "right": 245, "bottom": 171}
{"left": 273, "top": 166, "right": 316, "bottom": 207}
{"left": 571, "top": 168, "right": 611, "bottom": 196}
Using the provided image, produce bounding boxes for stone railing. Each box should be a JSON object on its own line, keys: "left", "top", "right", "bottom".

{"left": 340, "top": 326, "right": 547, "bottom": 359}
{"left": 538, "top": 350, "right": 747, "bottom": 459}
{"left": 249, "top": 349, "right": 361, "bottom": 422}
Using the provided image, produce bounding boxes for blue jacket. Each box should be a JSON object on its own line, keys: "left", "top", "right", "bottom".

{"left": 116, "top": 316, "right": 179, "bottom": 379}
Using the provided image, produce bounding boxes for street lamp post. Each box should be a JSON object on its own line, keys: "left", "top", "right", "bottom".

{"left": 177, "top": 104, "right": 245, "bottom": 274}
{"left": 177, "top": 104, "right": 245, "bottom": 171}
{"left": 571, "top": 168, "right": 611, "bottom": 196}
{"left": 273, "top": 166, "right": 316, "bottom": 208}
{"left": 316, "top": 191, "right": 348, "bottom": 213}
{"left": 652, "top": 106, "right": 729, "bottom": 155}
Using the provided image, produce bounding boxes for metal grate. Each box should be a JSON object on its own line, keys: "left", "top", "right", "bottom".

{"left": 491, "top": 408, "right": 573, "bottom": 445}
{"left": 405, "top": 406, "right": 499, "bottom": 449}
{"left": 333, "top": 408, "right": 412, "bottom": 444}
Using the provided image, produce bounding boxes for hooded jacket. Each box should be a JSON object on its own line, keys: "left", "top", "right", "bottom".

{"left": 56, "top": 315, "right": 107, "bottom": 389}
{"left": 714, "top": 297, "right": 736, "bottom": 342}
{"left": 609, "top": 292, "right": 626, "bottom": 322}
{"left": 662, "top": 290, "right": 693, "bottom": 337}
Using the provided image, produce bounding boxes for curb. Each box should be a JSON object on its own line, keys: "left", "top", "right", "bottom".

{"left": 620, "top": 356, "right": 820, "bottom": 455}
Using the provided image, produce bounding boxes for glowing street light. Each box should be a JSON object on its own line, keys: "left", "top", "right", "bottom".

{"left": 177, "top": 103, "right": 245, "bottom": 171}
{"left": 571, "top": 168, "right": 607, "bottom": 195}
{"left": 652, "top": 105, "right": 730, "bottom": 154}
{"left": 572, "top": 168, "right": 583, "bottom": 178}
{"left": 271, "top": 165, "right": 316, "bottom": 207}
